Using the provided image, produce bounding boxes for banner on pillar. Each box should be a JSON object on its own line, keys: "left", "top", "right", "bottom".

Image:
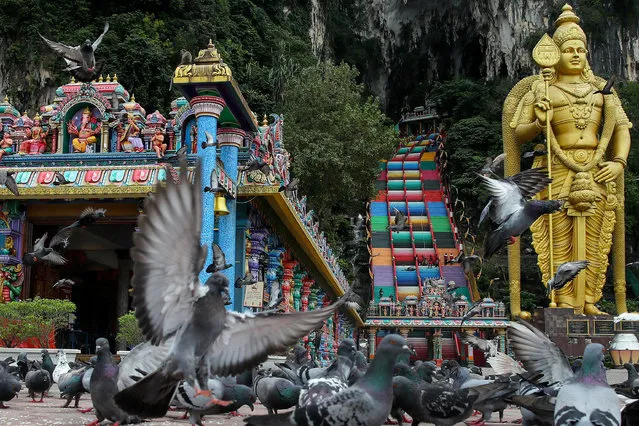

{"left": 216, "top": 159, "right": 237, "bottom": 198}
{"left": 243, "top": 281, "right": 264, "bottom": 308}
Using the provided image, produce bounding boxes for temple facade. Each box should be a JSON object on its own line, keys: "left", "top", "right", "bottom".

{"left": 0, "top": 41, "right": 360, "bottom": 362}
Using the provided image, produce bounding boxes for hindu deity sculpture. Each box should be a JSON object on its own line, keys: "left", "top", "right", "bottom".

{"left": 505, "top": 4, "right": 631, "bottom": 316}
{"left": 0, "top": 129, "right": 13, "bottom": 160}
{"left": 118, "top": 114, "right": 144, "bottom": 152}
{"left": 68, "top": 107, "right": 101, "bottom": 153}
{"left": 151, "top": 127, "right": 167, "bottom": 158}
{"left": 19, "top": 114, "right": 48, "bottom": 154}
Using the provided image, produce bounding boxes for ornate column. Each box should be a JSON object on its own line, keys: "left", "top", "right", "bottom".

{"left": 497, "top": 329, "right": 507, "bottom": 353}
{"left": 463, "top": 328, "right": 475, "bottom": 366}
{"left": 369, "top": 328, "right": 378, "bottom": 360}
{"left": 281, "top": 252, "right": 297, "bottom": 313}
{"left": 293, "top": 269, "right": 305, "bottom": 312}
{"left": 217, "top": 127, "right": 245, "bottom": 305}
{"left": 266, "top": 248, "right": 284, "bottom": 305}
{"left": 101, "top": 120, "right": 109, "bottom": 152}
{"left": 301, "top": 277, "right": 313, "bottom": 312}
{"left": 248, "top": 229, "right": 268, "bottom": 308}
{"left": 433, "top": 329, "right": 443, "bottom": 367}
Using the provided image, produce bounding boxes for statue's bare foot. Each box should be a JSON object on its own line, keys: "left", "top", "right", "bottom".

{"left": 585, "top": 304, "right": 608, "bottom": 315}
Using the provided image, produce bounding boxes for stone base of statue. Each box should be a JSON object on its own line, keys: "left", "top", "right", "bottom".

{"left": 531, "top": 307, "right": 639, "bottom": 360}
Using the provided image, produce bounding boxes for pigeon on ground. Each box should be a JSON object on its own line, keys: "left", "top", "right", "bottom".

{"left": 89, "top": 337, "right": 140, "bottom": 425}
{"left": 52, "top": 350, "right": 70, "bottom": 383}
{"left": 53, "top": 171, "right": 73, "bottom": 185}
{"left": 469, "top": 376, "right": 518, "bottom": 425}
{"left": 39, "top": 22, "right": 109, "bottom": 83}
{"left": 0, "top": 365, "right": 21, "bottom": 408}
{"left": 546, "top": 260, "right": 589, "bottom": 297}
{"left": 461, "top": 332, "right": 499, "bottom": 358}
{"left": 612, "top": 363, "right": 639, "bottom": 399}
{"left": 508, "top": 319, "right": 621, "bottom": 426}
{"left": 41, "top": 350, "right": 55, "bottom": 381}
{"left": 294, "top": 339, "right": 357, "bottom": 386}
{"left": 480, "top": 153, "right": 506, "bottom": 176}
{"left": 16, "top": 352, "right": 28, "bottom": 381}
{"left": 205, "top": 243, "right": 233, "bottom": 273}
{"left": 388, "top": 208, "right": 408, "bottom": 233}
{"left": 479, "top": 168, "right": 563, "bottom": 258}
{"left": 201, "top": 130, "right": 217, "bottom": 150}
{"left": 25, "top": 369, "right": 51, "bottom": 402}
{"left": 389, "top": 362, "right": 427, "bottom": 426}
{"left": 254, "top": 374, "right": 302, "bottom": 415}
{"left": 186, "top": 381, "right": 256, "bottom": 425}
{"left": 52, "top": 278, "right": 76, "bottom": 289}
{"left": 0, "top": 170, "right": 19, "bottom": 196}
{"left": 114, "top": 163, "right": 358, "bottom": 418}
{"left": 58, "top": 366, "right": 88, "bottom": 408}
{"left": 235, "top": 272, "right": 257, "bottom": 288}
{"left": 245, "top": 334, "right": 411, "bottom": 426}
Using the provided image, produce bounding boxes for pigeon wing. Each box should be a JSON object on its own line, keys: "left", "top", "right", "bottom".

{"left": 421, "top": 385, "right": 471, "bottom": 418}
{"left": 40, "top": 250, "right": 68, "bottom": 265}
{"left": 554, "top": 261, "right": 589, "bottom": 288}
{"left": 116, "top": 338, "right": 174, "bottom": 391}
{"left": 507, "top": 167, "right": 553, "bottom": 200}
{"left": 48, "top": 224, "right": 76, "bottom": 250}
{"left": 487, "top": 351, "right": 526, "bottom": 375}
{"left": 33, "top": 232, "right": 48, "bottom": 252}
{"left": 478, "top": 175, "right": 524, "bottom": 224}
{"left": 507, "top": 319, "right": 574, "bottom": 384}
{"left": 39, "top": 33, "right": 83, "bottom": 62}
{"left": 461, "top": 332, "right": 491, "bottom": 353}
{"left": 4, "top": 174, "right": 19, "bottom": 196}
{"left": 91, "top": 22, "right": 109, "bottom": 50}
{"left": 131, "top": 165, "right": 207, "bottom": 344}
{"left": 207, "top": 300, "right": 348, "bottom": 377}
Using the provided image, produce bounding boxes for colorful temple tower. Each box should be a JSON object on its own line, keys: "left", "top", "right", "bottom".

{"left": 0, "top": 40, "right": 361, "bottom": 357}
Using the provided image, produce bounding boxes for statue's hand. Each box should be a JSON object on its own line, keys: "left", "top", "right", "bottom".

{"left": 594, "top": 161, "right": 624, "bottom": 183}
{"left": 534, "top": 96, "right": 554, "bottom": 125}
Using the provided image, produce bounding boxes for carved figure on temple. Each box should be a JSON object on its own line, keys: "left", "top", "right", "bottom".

{"left": 118, "top": 114, "right": 144, "bottom": 153}
{"left": 189, "top": 123, "right": 198, "bottom": 154}
{"left": 68, "top": 107, "right": 101, "bottom": 153}
{"left": 0, "top": 264, "right": 23, "bottom": 302}
{"left": 151, "top": 128, "right": 167, "bottom": 158}
{"left": 0, "top": 129, "right": 14, "bottom": 160}
{"left": 505, "top": 4, "right": 631, "bottom": 315}
{"left": 19, "top": 115, "right": 48, "bottom": 154}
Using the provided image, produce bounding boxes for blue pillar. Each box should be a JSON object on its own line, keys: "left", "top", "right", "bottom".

{"left": 217, "top": 127, "right": 244, "bottom": 308}
{"left": 190, "top": 95, "right": 226, "bottom": 285}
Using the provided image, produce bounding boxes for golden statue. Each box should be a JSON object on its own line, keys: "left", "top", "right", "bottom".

{"left": 503, "top": 4, "right": 631, "bottom": 316}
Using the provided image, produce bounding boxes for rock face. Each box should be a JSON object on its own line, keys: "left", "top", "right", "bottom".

{"left": 311, "top": 0, "right": 639, "bottom": 113}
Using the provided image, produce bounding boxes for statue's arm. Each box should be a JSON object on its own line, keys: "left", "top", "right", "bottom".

{"left": 611, "top": 96, "right": 632, "bottom": 166}
{"left": 513, "top": 91, "right": 542, "bottom": 144}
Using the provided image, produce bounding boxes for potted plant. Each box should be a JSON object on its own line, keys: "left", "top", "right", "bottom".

{"left": 0, "top": 302, "right": 37, "bottom": 348}
{"left": 116, "top": 311, "right": 145, "bottom": 354}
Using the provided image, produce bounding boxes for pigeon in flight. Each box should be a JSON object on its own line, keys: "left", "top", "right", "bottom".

{"left": 52, "top": 278, "right": 76, "bottom": 289}
{"left": 480, "top": 153, "right": 506, "bottom": 176}
{"left": 201, "top": 130, "right": 218, "bottom": 150}
{"left": 53, "top": 172, "right": 73, "bottom": 185}
{"left": 479, "top": 168, "right": 563, "bottom": 259}
{"left": 546, "top": 260, "right": 589, "bottom": 297}
{"left": 71, "top": 207, "right": 107, "bottom": 228}
{"left": 522, "top": 147, "right": 548, "bottom": 159}
{"left": 461, "top": 332, "right": 499, "bottom": 358}
{"left": 460, "top": 302, "right": 482, "bottom": 325}
{"left": 205, "top": 243, "right": 232, "bottom": 273}
{"left": 235, "top": 271, "right": 257, "bottom": 288}
{"left": 113, "top": 163, "right": 358, "bottom": 418}
{"left": 203, "top": 168, "right": 218, "bottom": 193}
{"left": 0, "top": 169, "right": 19, "bottom": 196}
{"left": 39, "top": 22, "right": 109, "bottom": 83}
{"left": 388, "top": 208, "right": 407, "bottom": 233}
{"left": 595, "top": 76, "right": 615, "bottom": 96}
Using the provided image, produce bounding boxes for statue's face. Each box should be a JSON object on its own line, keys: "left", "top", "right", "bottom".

{"left": 556, "top": 40, "right": 587, "bottom": 76}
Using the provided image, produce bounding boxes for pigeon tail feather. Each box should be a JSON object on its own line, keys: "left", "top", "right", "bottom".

{"left": 113, "top": 368, "right": 179, "bottom": 418}
{"left": 244, "top": 411, "right": 295, "bottom": 426}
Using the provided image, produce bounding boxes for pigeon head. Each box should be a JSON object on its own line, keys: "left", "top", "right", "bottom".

{"left": 203, "top": 272, "right": 230, "bottom": 297}
{"left": 22, "top": 253, "right": 36, "bottom": 266}
{"left": 531, "top": 199, "right": 564, "bottom": 214}
{"left": 354, "top": 350, "right": 368, "bottom": 368}
{"left": 95, "top": 337, "right": 110, "bottom": 353}
{"left": 82, "top": 39, "right": 92, "bottom": 48}
{"left": 234, "top": 385, "right": 256, "bottom": 411}
{"left": 376, "top": 334, "right": 411, "bottom": 359}
{"left": 337, "top": 338, "right": 357, "bottom": 360}
{"left": 580, "top": 343, "right": 607, "bottom": 381}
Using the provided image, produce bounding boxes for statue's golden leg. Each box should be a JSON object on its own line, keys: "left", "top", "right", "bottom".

{"left": 573, "top": 216, "right": 587, "bottom": 315}
{"left": 613, "top": 175, "right": 628, "bottom": 314}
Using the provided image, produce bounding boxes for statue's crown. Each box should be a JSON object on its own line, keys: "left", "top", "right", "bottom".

{"left": 553, "top": 4, "right": 587, "bottom": 46}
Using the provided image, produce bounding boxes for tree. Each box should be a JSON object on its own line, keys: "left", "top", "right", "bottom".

{"left": 281, "top": 62, "right": 398, "bottom": 249}
{"left": 116, "top": 311, "right": 145, "bottom": 350}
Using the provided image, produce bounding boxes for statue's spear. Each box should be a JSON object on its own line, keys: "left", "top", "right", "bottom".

{"left": 532, "top": 34, "right": 561, "bottom": 306}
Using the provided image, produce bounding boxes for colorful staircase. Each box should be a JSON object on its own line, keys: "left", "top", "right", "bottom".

{"left": 369, "top": 134, "right": 472, "bottom": 304}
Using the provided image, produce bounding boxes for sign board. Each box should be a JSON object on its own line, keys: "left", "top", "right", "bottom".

{"left": 243, "top": 281, "right": 264, "bottom": 308}
{"left": 620, "top": 321, "right": 639, "bottom": 332}
{"left": 593, "top": 320, "right": 615, "bottom": 336}
{"left": 567, "top": 319, "right": 589, "bottom": 336}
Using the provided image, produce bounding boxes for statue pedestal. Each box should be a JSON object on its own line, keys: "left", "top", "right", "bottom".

{"left": 531, "top": 308, "right": 638, "bottom": 359}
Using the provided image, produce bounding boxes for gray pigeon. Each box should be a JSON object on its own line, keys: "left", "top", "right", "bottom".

{"left": 480, "top": 153, "right": 506, "bottom": 176}
{"left": 235, "top": 271, "right": 257, "bottom": 288}
{"left": 388, "top": 208, "right": 408, "bottom": 233}
{"left": 460, "top": 302, "right": 482, "bottom": 325}
{"left": 114, "top": 163, "right": 357, "bottom": 418}
{"left": 238, "top": 155, "right": 272, "bottom": 175}
{"left": 206, "top": 243, "right": 233, "bottom": 273}
{"left": 116, "top": 338, "right": 174, "bottom": 391}
{"left": 508, "top": 320, "right": 621, "bottom": 426}
{"left": 58, "top": 366, "right": 88, "bottom": 408}
{"left": 90, "top": 337, "right": 140, "bottom": 424}
{"left": 25, "top": 369, "right": 51, "bottom": 402}
{"left": 612, "top": 363, "right": 639, "bottom": 399}
{"left": 53, "top": 171, "right": 73, "bottom": 185}
{"left": 461, "top": 332, "right": 498, "bottom": 358}
{"left": 201, "top": 130, "right": 218, "bottom": 150}
{"left": 52, "top": 349, "right": 70, "bottom": 383}
{"left": 203, "top": 168, "right": 219, "bottom": 193}
{"left": 480, "top": 168, "right": 563, "bottom": 258}
{"left": 183, "top": 380, "right": 256, "bottom": 426}
{"left": 245, "top": 334, "right": 411, "bottom": 426}
{"left": 179, "top": 49, "right": 192, "bottom": 65}
{"left": 546, "top": 260, "right": 589, "bottom": 297}
{"left": 298, "top": 355, "right": 354, "bottom": 408}
{"left": 279, "top": 177, "right": 300, "bottom": 198}
{"left": 254, "top": 374, "right": 302, "bottom": 415}
{"left": 52, "top": 278, "right": 76, "bottom": 289}
{"left": 39, "top": 22, "right": 109, "bottom": 83}
{"left": 0, "top": 365, "right": 21, "bottom": 408}
{"left": 0, "top": 169, "right": 18, "bottom": 196}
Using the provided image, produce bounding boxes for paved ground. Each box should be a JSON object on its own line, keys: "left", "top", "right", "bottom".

{"left": 0, "top": 368, "right": 630, "bottom": 426}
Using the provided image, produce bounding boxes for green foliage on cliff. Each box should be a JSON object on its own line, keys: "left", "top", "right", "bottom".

{"left": 282, "top": 62, "right": 398, "bottom": 248}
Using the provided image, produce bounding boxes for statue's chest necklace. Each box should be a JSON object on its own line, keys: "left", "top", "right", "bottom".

{"left": 555, "top": 83, "right": 596, "bottom": 130}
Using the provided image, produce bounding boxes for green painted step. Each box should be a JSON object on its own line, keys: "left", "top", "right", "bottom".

{"left": 430, "top": 216, "right": 452, "bottom": 232}
{"left": 392, "top": 231, "right": 433, "bottom": 247}
{"left": 421, "top": 161, "right": 436, "bottom": 170}
{"left": 371, "top": 216, "right": 390, "bottom": 231}
{"left": 374, "top": 286, "right": 396, "bottom": 302}
{"left": 387, "top": 180, "right": 422, "bottom": 190}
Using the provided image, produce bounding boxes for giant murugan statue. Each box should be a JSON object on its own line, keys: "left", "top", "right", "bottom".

{"left": 504, "top": 4, "right": 631, "bottom": 316}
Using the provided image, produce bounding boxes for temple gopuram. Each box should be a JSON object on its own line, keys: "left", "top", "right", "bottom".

{"left": 0, "top": 41, "right": 361, "bottom": 362}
